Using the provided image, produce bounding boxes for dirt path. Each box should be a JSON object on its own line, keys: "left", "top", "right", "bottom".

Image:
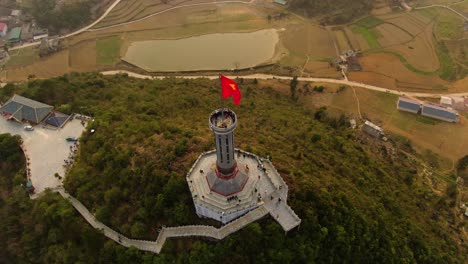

{"left": 415, "top": 4, "right": 468, "bottom": 21}
{"left": 101, "top": 70, "right": 468, "bottom": 98}
{"left": 88, "top": 0, "right": 254, "bottom": 31}
{"left": 10, "top": 0, "right": 124, "bottom": 51}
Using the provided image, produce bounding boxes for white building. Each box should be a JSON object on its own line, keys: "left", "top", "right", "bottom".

{"left": 440, "top": 96, "right": 452, "bottom": 107}
{"left": 0, "top": 23, "right": 7, "bottom": 37}
{"left": 363, "top": 120, "right": 384, "bottom": 138}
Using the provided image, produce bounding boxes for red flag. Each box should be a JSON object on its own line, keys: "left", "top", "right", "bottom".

{"left": 220, "top": 75, "right": 241, "bottom": 105}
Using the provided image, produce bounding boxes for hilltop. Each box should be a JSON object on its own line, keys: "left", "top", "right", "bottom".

{"left": 0, "top": 73, "right": 466, "bottom": 263}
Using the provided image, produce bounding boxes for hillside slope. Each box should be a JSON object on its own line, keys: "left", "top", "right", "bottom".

{"left": 289, "top": 0, "right": 375, "bottom": 24}
{"left": 0, "top": 73, "right": 466, "bottom": 263}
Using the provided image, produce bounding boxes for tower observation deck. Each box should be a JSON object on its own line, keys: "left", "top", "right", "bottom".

{"left": 186, "top": 108, "right": 300, "bottom": 226}
{"left": 209, "top": 108, "right": 237, "bottom": 176}
{"left": 207, "top": 109, "right": 248, "bottom": 196}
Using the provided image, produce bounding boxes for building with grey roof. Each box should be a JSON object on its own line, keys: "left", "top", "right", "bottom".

{"left": 421, "top": 103, "right": 459, "bottom": 123}
{"left": 0, "top": 94, "right": 53, "bottom": 124}
{"left": 45, "top": 112, "right": 71, "bottom": 128}
{"left": 363, "top": 120, "right": 384, "bottom": 138}
{"left": 397, "top": 97, "right": 421, "bottom": 114}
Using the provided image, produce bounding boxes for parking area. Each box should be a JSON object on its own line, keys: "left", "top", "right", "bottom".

{"left": 0, "top": 116, "right": 86, "bottom": 193}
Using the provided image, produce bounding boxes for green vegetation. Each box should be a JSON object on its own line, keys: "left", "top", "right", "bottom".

{"left": 458, "top": 155, "right": 468, "bottom": 181}
{"left": 355, "top": 16, "right": 384, "bottom": 28}
{"left": 416, "top": 115, "right": 440, "bottom": 125}
{"left": 289, "top": 0, "right": 374, "bottom": 24}
{"left": 379, "top": 50, "right": 434, "bottom": 75}
{"left": 27, "top": 0, "right": 96, "bottom": 33}
{"left": 436, "top": 41, "right": 468, "bottom": 81}
{"left": 96, "top": 36, "right": 121, "bottom": 65}
{"left": 351, "top": 26, "right": 380, "bottom": 49}
{"left": 416, "top": 8, "right": 439, "bottom": 21}
{"left": 6, "top": 47, "right": 39, "bottom": 67}
{"left": 432, "top": 9, "right": 464, "bottom": 40}
{"left": 0, "top": 73, "right": 466, "bottom": 262}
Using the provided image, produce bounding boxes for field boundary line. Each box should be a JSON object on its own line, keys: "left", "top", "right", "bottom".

{"left": 88, "top": 0, "right": 253, "bottom": 32}
{"left": 414, "top": 5, "right": 468, "bottom": 21}
{"left": 10, "top": 0, "right": 123, "bottom": 51}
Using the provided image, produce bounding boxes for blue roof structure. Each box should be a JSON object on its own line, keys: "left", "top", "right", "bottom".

{"left": 45, "top": 112, "right": 70, "bottom": 128}
{"left": 397, "top": 97, "right": 420, "bottom": 113}
{"left": 421, "top": 104, "right": 459, "bottom": 122}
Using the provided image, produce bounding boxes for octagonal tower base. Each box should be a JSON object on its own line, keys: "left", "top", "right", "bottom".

{"left": 187, "top": 149, "right": 271, "bottom": 224}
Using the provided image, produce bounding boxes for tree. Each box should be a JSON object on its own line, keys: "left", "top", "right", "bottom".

{"left": 290, "top": 76, "right": 298, "bottom": 100}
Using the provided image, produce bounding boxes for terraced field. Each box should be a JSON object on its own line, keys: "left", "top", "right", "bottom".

{"left": 5, "top": 50, "right": 71, "bottom": 82}
{"left": 94, "top": 0, "right": 221, "bottom": 29}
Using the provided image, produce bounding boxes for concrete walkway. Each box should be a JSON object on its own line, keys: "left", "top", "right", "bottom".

{"left": 40, "top": 152, "right": 302, "bottom": 253}
{"left": 46, "top": 186, "right": 295, "bottom": 254}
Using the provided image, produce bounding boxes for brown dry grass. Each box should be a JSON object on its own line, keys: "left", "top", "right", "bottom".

{"left": 343, "top": 27, "right": 361, "bottom": 50}
{"left": 385, "top": 15, "right": 425, "bottom": 36}
{"left": 333, "top": 29, "right": 351, "bottom": 53}
{"left": 330, "top": 87, "right": 467, "bottom": 161}
{"left": 280, "top": 24, "right": 336, "bottom": 60}
{"left": 376, "top": 23, "right": 413, "bottom": 47}
{"left": 348, "top": 53, "right": 448, "bottom": 91}
{"left": 69, "top": 40, "right": 98, "bottom": 70}
{"left": 304, "top": 61, "right": 342, "bottom": 78}
{"left": 266, "top": 79, "right": 467, "bottom": 161}
{"left": 389, "top": 23, "right": 439, "bottom": 72}
{"left": 5, "top": 50, "right": 71, "bottom": 82}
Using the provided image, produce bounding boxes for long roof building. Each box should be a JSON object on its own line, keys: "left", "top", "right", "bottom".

{"left": 397, "top": 97, "right": 421, "bottom": 114}
{"left": 0, "top": 94, "right": 53, "bottom": 124}
{"left": 421, "top": 103, "right": 459, "bottom": 123}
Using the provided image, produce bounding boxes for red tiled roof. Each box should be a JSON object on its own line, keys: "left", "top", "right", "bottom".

{"left": 0, "top": 23, "right": 6, "bottom": 31}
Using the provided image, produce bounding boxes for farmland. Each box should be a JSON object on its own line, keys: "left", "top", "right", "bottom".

{"left": 2, "top": 0, "right": 468, "bottom": 93}
{"left": 296, "top": 83, "right": 468, "bottom": 162}
{"left": 96, "top": 36, "right": 122, "bottom": 65}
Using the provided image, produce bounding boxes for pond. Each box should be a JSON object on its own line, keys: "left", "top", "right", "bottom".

{"left": 123, "top": 29, "right": 279, "bottom": 72}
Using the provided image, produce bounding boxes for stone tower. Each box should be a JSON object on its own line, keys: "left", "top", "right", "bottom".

{"left": 206, "top": 108, "right": 247, "bottom": 196}
{"left": 186, "top": 108, "right": 300, "bottom": 227}
{"left": 209, "top": 108, "right": 237, "bottom": 176}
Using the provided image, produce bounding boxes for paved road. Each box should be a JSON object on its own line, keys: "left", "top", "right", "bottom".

{"left": 10, "top": 0, "right": 123, "bottom": 51}
{"left": 9, "top": 0, "right": 253, "bottom": 51}
{"left": 101, "top": 70, "right": 468, "bottom": 98}
{"left": 415, "top": 4, "right": 468, "bottom": 21}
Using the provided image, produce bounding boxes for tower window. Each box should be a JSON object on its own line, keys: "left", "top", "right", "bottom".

{"left": 218, "top": 137, "right": 223, "bottom": 163}
{"left": 225, "top": 137, "right": 230, "bottom": 163}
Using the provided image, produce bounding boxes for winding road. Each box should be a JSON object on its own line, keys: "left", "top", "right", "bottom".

{"left": 9, "top": 0, "right": 254, "bottom": 51}
{"left": 101, "top": 70, "right": 468, "bottom": 98}
{"left": 415, "top": 4, "right": 468, "bottom": 21}
{"left": 88, "top": 0, "right": 254, "bottom": 32}
{"left": 10, "top": 0, "right": 124, "bottom": 51}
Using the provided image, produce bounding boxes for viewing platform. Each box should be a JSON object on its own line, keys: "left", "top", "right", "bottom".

{"left": 187, "top": 148, "right": 301, "bottom": 229}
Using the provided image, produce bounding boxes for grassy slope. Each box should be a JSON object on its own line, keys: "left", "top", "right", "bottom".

{"left": 0, "top": 73, "right": 465, "bottom": 263}
{"left": 96, "top": 36, "right": 121, "bottom": 65}
{"left": 6, "top": 47, "right": 39, "bottom": 67}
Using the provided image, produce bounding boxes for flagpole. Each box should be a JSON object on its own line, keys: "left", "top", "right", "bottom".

{"left": 219, "top": 74, "right": 224, "bottom": 121}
